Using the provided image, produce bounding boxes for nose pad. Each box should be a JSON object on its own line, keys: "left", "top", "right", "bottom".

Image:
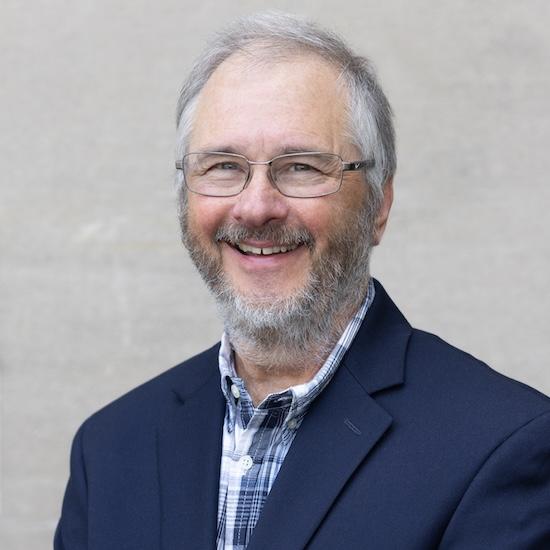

{"left": 232, "top": 164, "right": 288, "bottom": 227}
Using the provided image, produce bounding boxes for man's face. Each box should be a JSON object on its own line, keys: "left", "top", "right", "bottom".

{"left": 182, "top": 54, "right": 373, "bottom": 309}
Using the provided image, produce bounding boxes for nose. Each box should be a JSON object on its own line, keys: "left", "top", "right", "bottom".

{"left": 230, "top": 164, "right": 289, "bottom": 227}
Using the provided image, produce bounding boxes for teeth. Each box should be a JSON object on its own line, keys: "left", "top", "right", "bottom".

{"left": 239, "top": 244, "right": 263, "bottom": 254}
{"left": 236, "top": 243, "right": 299, "bottom": 255}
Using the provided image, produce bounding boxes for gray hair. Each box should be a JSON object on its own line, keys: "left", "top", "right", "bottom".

{"left": 175, "top": 12, "right": 396, "bottom": 200}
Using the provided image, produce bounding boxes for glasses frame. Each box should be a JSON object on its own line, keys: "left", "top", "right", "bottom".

{"left": 175, "top": 151, "right": 374, "bottom": 198}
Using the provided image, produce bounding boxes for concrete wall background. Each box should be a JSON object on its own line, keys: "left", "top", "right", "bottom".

{"left": 1, "top": 0, "right": 549, "bottom": 547}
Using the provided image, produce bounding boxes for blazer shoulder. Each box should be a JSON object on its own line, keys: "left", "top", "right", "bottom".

{"left": 82, "top": 342, "right": 221, "bottom": 432}
{"left": 439, "top": 409, "right": 550, "bottom": 547}
{"left": 405, "top": 328, "right": 550, "bottom": 427}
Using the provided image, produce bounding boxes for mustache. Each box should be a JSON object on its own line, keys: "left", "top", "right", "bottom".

{"left": 215, "top": 222, "right": 315, "bottom": 249}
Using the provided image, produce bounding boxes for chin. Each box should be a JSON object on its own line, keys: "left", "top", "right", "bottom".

{"left": 229, "top": 279, "right": 308, "bottom": 307}
{"left": 221, "top": 284, "right": 313, "bottom": 325}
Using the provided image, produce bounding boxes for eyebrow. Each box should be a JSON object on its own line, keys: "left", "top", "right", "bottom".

{"left": 279, "top": 145, "right": 327, "bottom": 155}
{"left": 193, "top": 144, "right": 329, "bottom": 156}
{"left": 194, "top": 145, "right": 241, "bottom": 155}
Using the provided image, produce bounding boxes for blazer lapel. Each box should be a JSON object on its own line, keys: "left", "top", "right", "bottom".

{"left": 157, "top": 348, "right": 225, "bottom": 550}
{"left": 247, "top": 365, "right": 393, "bottom": 550}
{"left": 248, "top": 280, "right": 412, "bottom": 550}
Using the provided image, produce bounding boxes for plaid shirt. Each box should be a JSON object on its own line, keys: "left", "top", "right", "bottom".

{"left": 216, "top": 279, "right": 375, "bottom": 549}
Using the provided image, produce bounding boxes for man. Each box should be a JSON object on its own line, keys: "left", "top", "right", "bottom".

{"left": 55, "top": 12, "right": 550, "bottom": 550}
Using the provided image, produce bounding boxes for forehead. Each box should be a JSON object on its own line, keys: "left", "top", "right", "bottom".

{"left": 189, "top": 52, "right": 350, "bottom": 156}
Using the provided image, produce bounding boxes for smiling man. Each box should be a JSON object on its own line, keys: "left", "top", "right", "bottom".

{"left": 179, "top": 52, "right": 390, "bottom": 404}
{"left": 56, "top": 13, "right": 550, "bottom": 550}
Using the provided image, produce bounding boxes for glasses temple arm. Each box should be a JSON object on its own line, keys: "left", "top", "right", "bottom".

{"left": 342, "top": 159, "right": 375, "bottom": 172}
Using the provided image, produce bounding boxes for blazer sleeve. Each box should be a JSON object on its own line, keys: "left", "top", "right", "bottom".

{"left": 54, "top": 423, "right": 89, "bottom": 550}
{"left": 440, "top": 410, "right": 550, "bottom": 549}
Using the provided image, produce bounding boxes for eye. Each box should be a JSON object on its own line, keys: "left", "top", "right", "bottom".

{"left": 211, "top": 162, "right": 241, "bottom": 171}
{"left": 288, "top": 162, "right": 317, "bottom": 172}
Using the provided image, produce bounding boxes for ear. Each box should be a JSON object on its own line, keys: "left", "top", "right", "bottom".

{"left": 372, "top": 178, "right": 393, "bottom": 246}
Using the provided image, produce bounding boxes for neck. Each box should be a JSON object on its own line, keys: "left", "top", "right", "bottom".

{"left": 233, "top": 352, "right": 319, "bottom": 406}
{"left": 230, "top": 298, "right": 360, "bottom": 405}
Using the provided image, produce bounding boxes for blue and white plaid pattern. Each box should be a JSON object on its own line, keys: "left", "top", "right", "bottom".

{"left": 216, "top": 279, "right": 375, "bottom": 549}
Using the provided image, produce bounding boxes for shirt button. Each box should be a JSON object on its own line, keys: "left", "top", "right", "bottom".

{"left": 287, "top": 419, "right": 298, "bottom": 430}
{"left": 231, "top": 384, "right": 240, "bottom": 400}
{"left": 239, "top": 455, "right": 253, "bottom": 472}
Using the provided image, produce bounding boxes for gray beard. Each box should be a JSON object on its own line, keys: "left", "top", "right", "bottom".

{"left": 180, "top": 198, "right": 377, "bottom": 372}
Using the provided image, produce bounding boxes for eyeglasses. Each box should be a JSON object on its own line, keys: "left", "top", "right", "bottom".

{"left": 175, "top": 151, "right": 374, "bottom": 198}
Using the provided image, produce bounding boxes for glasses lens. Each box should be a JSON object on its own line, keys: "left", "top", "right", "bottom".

{"left": 184, "top": 153, "right": 248, "bottom": 196}
{"left": 272, "top": 153, "right": 342, "bottom": 197}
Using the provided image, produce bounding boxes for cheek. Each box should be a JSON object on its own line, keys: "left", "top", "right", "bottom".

{"left": 293, "top": 199, "right": 350, "bottom": 245}
{"left": 187, "top": 197, "right": 230, "bottom": 241}
{"left": 291, "top": 194, "right": 329, "bottom": 221}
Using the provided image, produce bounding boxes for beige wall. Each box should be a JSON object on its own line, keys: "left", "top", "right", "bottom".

{"left": 1, "top": 1, "right": 549, "bottom": 547}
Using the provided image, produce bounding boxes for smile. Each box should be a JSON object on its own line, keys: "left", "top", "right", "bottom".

{"left": 234, "top": 242, "right": 300, "bottom": 256}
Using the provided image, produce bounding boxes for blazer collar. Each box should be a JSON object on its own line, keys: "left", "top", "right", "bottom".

{"left": 344, "top": 278, "right": 412, "bottom": 394}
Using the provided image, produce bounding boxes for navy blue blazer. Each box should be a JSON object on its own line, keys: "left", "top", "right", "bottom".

{"left": 55, "top": 281, "right": 550, "bottom": 549}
